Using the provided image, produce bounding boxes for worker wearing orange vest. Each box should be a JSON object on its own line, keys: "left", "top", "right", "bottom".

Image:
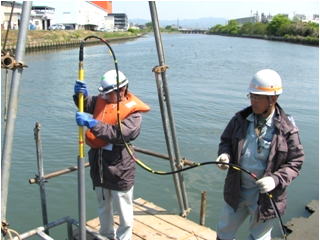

{"left": 74, "top": 70, "right": 150, "bottom": 240}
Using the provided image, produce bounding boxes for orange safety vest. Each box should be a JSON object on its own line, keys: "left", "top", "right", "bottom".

{"left": 85, "top": 92, "right": 150, "bottom": 148}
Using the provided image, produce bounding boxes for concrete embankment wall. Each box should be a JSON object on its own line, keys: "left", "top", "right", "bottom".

{"left": 4, "top": 35, "right": 142, "bottom": 53}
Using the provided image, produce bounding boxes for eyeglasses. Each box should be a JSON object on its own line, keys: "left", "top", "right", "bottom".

{"left": 247, "top": 93, "right": 267, "bottom": 100}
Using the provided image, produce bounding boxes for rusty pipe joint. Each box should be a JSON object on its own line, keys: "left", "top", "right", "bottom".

{"left": 1, "top": 52, "right": 27, "bottom": 69}
{"left": 152, "top": 65, "right": 169, "bottom": 73}
{"left": 1, "top": 52, "right": 16, "bottom": 69}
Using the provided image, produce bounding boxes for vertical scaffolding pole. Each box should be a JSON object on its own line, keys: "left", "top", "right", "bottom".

{"left": 1, "top": 1, "right": 32, "bottom": 222}
{"left": 34, "top": 122, "right": 49, "bottom": 234}
{"left": 77, "top": 41, "right": 86, "bottom": 239}
{"left": 149, "top": 1, "right": 190, "bottom": 216}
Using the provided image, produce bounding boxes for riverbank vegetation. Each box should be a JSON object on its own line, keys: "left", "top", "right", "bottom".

{"left": 2, "top": 15, "right": 318, "bottom": 49}
{"left": 1, "top": 29, "right": 144, "bottom": 48}
{"left": 208, "top": 14, "right": 319, "bottom": 45}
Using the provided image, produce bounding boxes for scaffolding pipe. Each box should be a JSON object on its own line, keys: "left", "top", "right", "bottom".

{"left": 13, "top": 216, "right": 106, "bottom": 240}
{"left": 28, "top": 146, "right": 196, "bottom": 185}
{"left": 29, "top": 162, "right": 90, "bottom": 184}
{"left": 13, "top": 216, "right": 71, "bottom": 240}
{"left": 152, "top": 70, "right": 185, "bottom": 215}
{"left": 200, "top": 191, "right": 207, "bottom": 226}
{"left": 1, "top": 1, "right": 32, "bottom": 222}
{"left": 149, "top": 1, "right": 190, "bottom": 216}
{"left": 34, "top": 122, "right": 49, "bottom": 234}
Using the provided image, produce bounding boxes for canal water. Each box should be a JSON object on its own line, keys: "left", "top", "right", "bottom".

{"left": 1, "top": 33, "right": 318, "bottom": 239}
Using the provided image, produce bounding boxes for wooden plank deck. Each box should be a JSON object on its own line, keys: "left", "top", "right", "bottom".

{"left": 85, "top": 197, "right": 217, "bottom": 240}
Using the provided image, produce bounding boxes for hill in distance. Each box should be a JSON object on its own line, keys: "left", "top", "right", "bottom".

{"left": 129, "top": 17, "right": 227, "bottom": 29}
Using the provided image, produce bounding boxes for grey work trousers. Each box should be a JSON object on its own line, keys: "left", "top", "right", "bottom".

{"left": 95, "top": 186, "right": 134, "bottom": 240}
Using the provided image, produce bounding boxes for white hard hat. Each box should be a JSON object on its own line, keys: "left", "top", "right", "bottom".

{"left": 248, "top": 69, "right": 283, "bottom": 95}
{"left": 98, "top": 70, "right": 129, "bottom": 94}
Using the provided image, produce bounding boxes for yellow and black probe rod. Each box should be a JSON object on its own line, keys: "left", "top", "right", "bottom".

{"left": 77, "top": 41, "right": 86, "bottom": 240}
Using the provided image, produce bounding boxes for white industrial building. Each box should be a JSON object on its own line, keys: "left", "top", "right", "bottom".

{"left": 49, "top": 1, "right": 109, "bottom": 30}
{"left": 1, "top": 1, "right": 126, "bottom": 31}
{"left": 1, "top": 1, "right": 22, "bottom": 30}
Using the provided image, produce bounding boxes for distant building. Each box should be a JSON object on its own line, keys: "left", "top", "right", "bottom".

{"left": 260, "top": 13, "right": 273, "bottom": 23}
{"left": 1, "top": 1, "right": 131, "bottom": 32}
{"left": 50, "top": 1, "right": 112, "bottom": 30}
{"left": 230, "top": 12, "right": 259, "bottom": 25}
{"left": 311, "top": 14, "right": 319, "bottom": 23}
{"left": 108, "top": 13, "right": 128, "bottom": 31}
{"left": 230, "top": 16, "right": 257, "bottom": 25}
{"left": 104, "top": 15, "right": 115, "bottom": 31}
{"left": 90, "top": 1, "right": 112, "bottom": 14}
{"left": 300, "top": 13, "right": 319, "bottom": 24}
{"left": 30, "top": 6, "right": 55, "bottom": 30}
{"left": 293, "top": 13, "right": 306, "bottom": 22}
{"left": 1, "top": 1, "right": 22, "bottom": 30}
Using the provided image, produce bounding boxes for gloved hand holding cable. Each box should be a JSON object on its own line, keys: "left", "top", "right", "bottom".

{"left": 256, "top": 176, "right": 276, "bottom": 193}
{"left": 216, "top": 153, "right": 230, "bottom": 170}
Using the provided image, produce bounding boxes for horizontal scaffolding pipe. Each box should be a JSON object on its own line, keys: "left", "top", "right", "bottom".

{"left": 28, "top": 146, "right": 196, "bottom": 184}
{"left": 14, "top": 216, "right": 71, "bottom": 240}
{"left": 13, "top": 216, "right": 106, "bottom": 240}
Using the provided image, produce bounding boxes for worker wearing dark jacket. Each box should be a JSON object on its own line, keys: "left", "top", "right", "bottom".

{"left": 74, "top": 70, "right": 150, "bottom": 240}
{"left": 216, "top": 69, "right": 304, "bottom": 240}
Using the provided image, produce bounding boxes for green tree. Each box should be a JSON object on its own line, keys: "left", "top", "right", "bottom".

{"left": 267, "top": 14, "right": 291, "bottom": 36}
{"left": 240, "top": 22, "right": 254, "bottom": 35}
{"left": 145, "top": 22, "right": 153, "bottom": 29}
{"left": 251, "top": 22, "right": 267, "bottom": 35}
{"left": 164, "top": 25, "right": 178, "bottom": 32}
{"left": 227, "top": 20, "right": 240, "bottom": 35}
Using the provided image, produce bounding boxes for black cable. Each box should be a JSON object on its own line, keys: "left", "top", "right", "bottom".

{"left": 79, "top": 36, "right": 287, "bottom": 240}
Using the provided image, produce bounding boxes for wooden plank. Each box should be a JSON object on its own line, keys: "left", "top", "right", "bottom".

{"left": 133, "top": 204, "right": 195, "bottom": 239}
{"left": 84, "top": 198, "right": 217, "bottom": 240}
{"left": 133, "top": 219, "right": 173, "bottom": 240}
{"left": 86, "top": 214, "right": 170, "bottom": 240}
{"left": 86, "top": 217, "right": 100, "bottom": 229}
{"left": 86, "top": 217, "right": 142, "bottom": 240}
{"left": 134, "top": 198, "right": 217, "bottom": 240}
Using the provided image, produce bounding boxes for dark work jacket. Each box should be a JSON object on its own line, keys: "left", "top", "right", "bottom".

{"left": 218, "top": 103, "right": 304, "bottom": 220}
{"left": 74, "top": 95, "right": 142, "bottom": 191}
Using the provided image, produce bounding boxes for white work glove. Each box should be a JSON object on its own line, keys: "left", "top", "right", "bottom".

{"left": 216, "top": 153, "right": 230, "bottom": 170}
{"left": 256, "top": 176, "right": 276, "bottom": 193}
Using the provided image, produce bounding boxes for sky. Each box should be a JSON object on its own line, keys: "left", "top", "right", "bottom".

{"left": 113, "top": 0, "right": 319, "bottom": 20}
{"left": 32, "top": 0, "right": 319, "bottom": 20}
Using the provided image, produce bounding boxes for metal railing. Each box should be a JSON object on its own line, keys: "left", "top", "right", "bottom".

{"left": 28, "top": 121, "right": 197, "bottom": 239}
{"left": 13, "top": 216, "right": 106, "bottom": 240}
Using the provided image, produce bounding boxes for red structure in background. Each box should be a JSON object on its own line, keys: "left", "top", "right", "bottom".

{"left": 90, "top": 1, "right": 112, "bottom": 13}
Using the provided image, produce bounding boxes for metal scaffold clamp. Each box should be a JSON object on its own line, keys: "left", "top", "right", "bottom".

{"left": 1, "top": 220, "right": 21, "bottom": 240}
{"left": 1, "top": 221, "right": 9, "bottom": 237}
{"left": 152, "top": 65, "right": 169, "bottom": 73}
{"left": 1, "top": 51, "right": 28, "bottom": 70}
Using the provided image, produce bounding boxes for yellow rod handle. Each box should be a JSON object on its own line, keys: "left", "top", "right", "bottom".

{"left": 78, "top": 93, "right": 84, "bottom": 158}
{"left": 78, "top": 64, "right": 85, "bottom": 158}
{"left": 78, "top": 67, "right": 84, "bottom": 81}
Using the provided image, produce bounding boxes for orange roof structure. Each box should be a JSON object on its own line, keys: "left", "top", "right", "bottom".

{"left": 90, "top": 1, "right": 112, "bottom": 13}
